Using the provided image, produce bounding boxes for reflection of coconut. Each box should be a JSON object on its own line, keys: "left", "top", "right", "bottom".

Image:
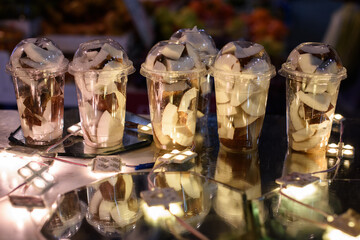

{"left": 215, "top": 148, "right": 261, "bottom": 200}
{"left": 154, "top": 172, "right": 211, "bottom": 234}
{"left": 41, "top": 191, "right": 86, "bottom": 239}
{"left": 86, "top": 174, "right": 142, "bottom": 238}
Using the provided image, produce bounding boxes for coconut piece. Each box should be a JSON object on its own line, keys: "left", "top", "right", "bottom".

{"left": 180, "top": 174, "right": 201, "bottom": 199}
{"left": 123, "top": 175, "right": 133, "bottom": 201}
{"left": 110, "top": 201, "right": 137, "bottom": 227}
{"left": 171, "top": 130, "right": 193, "bottom": 146}
{"left": 215, "top": 78, "right": 234, "bottom": 91}
{"left": 243, "top": 59, "right": 270, "bottom": 73}
{"left": 240, "top": 44, "right": 264, "bottom": 58}
{"left": 145, "top": 52, "right": 158, "bottom": 70}
{"left": 298, "top": 53, "right": 322, "bottom": 73}
{"left": 218, "top": 117, "right": 235, "bottom": 139}
{"left": 23, "top": 43, "right": 55, "bottom": 64}
{"left": 216, "top": 91, "right": 230, "bottom": 104}
{"left": 217, "top": 103, "right": 237, "bottom": 116}
{"left": 84, "top": 71, "right": 97, "bottom": 93}
{"left": 241, "top": 92, "right": 267, "bottom": 117}
{"left": 316, "top": 60, "right": 338, "bottom": 74}
{"left": 214, "top": 54, "right": 240, "bottom": 72}
{"left": 89, "top": 190, "right": 103, "bottom": 215}
{"left": 165, "top": 57, "right": 194, "bottom": 71}
{"left": 290, "top": 99, "right": 305, "bottom": 131}
{"left": 165, "top": 172, "right": 182, "bottom": 191}
{"left": 292, "top": 127, "right": 316, "bottom": 142}
{"left": 177, "top": 110, "right": 196, "bottom": 136}
{"left": 153, "top": 61, "right": 166, "bottom": 71}
{"left": 291, "top": 135, "right": 322, "bottom": 152}
{"left": 186, "top": 43, "right": 202, "bottom": 69}
{"left": 297, "top": 91, "right": 331, "bottom": 112}
{"left": 301, "top": 45, "right": 330, "bottom": 54}
{"left": 178, "top": 88, "right": 197, "bottom": 112}
{"left": 197, "top": 110, "right": 204, "bottom": 118}
{"left": 232, "top": 111, "right": 258, "bottom": 128}
{"left": 152, "top": 122, "right": 171, "bottom": 146}
{"left": 99, "top": 200, "right": 115, "bottom": 221}
{"left": 161, "top": 44, "right": 184, "bottom": 60}
{"left": 304, "top": 81, "right": 327, "bottom": 94}
{"left": 162, "top": 103, "right": 178, "bottom": 136}
{"left": 230, "top": 81, "right": 257, "bottom": 107}
{"left": 221, "top": 42, "right": 237, "bottom": 55}
{"left": 97, "top": 110, "right": 124, "bottom": 144}
{"left": 102, "top": 43, "right": 124, "bottom": 59}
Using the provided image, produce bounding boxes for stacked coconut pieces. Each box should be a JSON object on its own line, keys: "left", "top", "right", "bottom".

{"left": 88, "top": 175, "right": 141, "bottom": 229}
{"left": 156, "top": 172, "right": 207, "bottom": 226}
{"left": 71, "top": 42, "right": 128, "bottom": 145}
{"left": 9, "top": 39, "right": 65, "bottom": 142}
{"left": 288, "top": 45, "right": 341, "bottom": 151}
{"left": 171, "top": 26, "right": 218, "bottom": 117}
{"left": 144, "top": 42, "right": 203, "bottom": 147}
{"left": 213, "top": 42, "right": 271, "bottom": 147}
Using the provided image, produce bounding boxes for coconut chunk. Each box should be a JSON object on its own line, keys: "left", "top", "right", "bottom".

{"left": 153, "top": 61, "right": 166, "bottom": 71}
{"left": 99, "top": 200, "right": 116, "bottom": 221}
{"left": 232, "top": 111, "right": 258, "bottom": 128}
{"left": 97, "top": 110, "right": 124, "bottom": 144}
{"left": 298, "top": 53, "right": 323, "bottom": 73}
{"left": 216, "top": 91, "right": 230, "bottom": 104}
{"left": 110, "top": 201, "right": 137, "bottom": 227}
{"left": 297, "top": 91, "right": 331, "bottom": 112}
{"left": 165, "top": 172, "right": 182, "bottom": 191}
{"left": 161, "top": 44, "right": 185, "bottom": 60}
{"left": 102, "top": 43, "right": 124, "bottom": 59}
{"left": 290, "top": 99, "right": 305, "bottom": 131}
{"left": 162, "top": 103, "right": 178, "bottom": 136}
{"left": 178, "top": 88, "right": 197, "bottom": 112}
{"left": 180, "top": 174, "right": 201, "bottom": 198}
{"left": 241, "top": 92, "right": 267, "bottom": 117}
{"left": 292, "top": 127, "right": 316, "bottom": 142}
{"left": 165, "top": 56, "right": 194, "bottom": 71}
{"left": 217, "top": 103, "right": 237, "bottom": 116}
{"left": 89, "top": 190, "right": 103, "bottom": 215}
{"left": 214, "top": 54, "right": 240, "bottom": 72}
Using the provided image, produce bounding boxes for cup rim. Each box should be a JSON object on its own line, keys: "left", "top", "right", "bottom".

{"left": 209, "top": 64, "right": 276, "bottom": 80}
{"left": 68, "top": 60, "right": 135, "bottom": 76}
{"left": 279, "top": 62, "right": 347, "bottom": 82}
{"left": 6, "top": 58, "right": 69, "bottom": 77}
{"left": 140, "top": 63, "right": 207, "bottom": 79}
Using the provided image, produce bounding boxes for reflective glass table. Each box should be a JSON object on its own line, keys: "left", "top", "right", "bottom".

{"left": 0, "top": 109, "right": 359, "bottom": 240}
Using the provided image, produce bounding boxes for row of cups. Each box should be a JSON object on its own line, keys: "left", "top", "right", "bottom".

{"left": 6, "top": 27, "right": 346, "bottom": 153}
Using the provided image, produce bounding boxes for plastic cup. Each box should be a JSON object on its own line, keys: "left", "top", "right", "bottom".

{"left": 68, "top": 39, "right": 135, "bottom": 148}
{"left": 211, "top": 41, "right": 275, "bottom": 152}
{"left": 140, "top": 40, "right": 206, "bottom": 150}
{"left": 6, "top": 37, "right": 68, "bottom": 146}
{"left": 279, "top": 42, "right": 346, "bottom": 153}
{"left": 171, "top": 27, "right": 218, "bottom": 126}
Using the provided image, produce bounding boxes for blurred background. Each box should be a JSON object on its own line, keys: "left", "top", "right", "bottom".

{"left": 0, "top": 0, "right": 359, "bottom": 117}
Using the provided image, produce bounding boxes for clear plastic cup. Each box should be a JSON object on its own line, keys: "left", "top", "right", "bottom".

{"left": 170, "top": 27, "right": 218, "bottom": 126}
{"left": 86, "top": 174, "right": 142, "bottom": 237}
{"left": 6, "top": 37, "right": 68, "bottom": 146}
{"left": 140, "top": 40, "right": 206, "bottom": 150}
{"left": 211, "top": 41, "right": 275, "bottom": 152}
{"left": 68, "top": 39, "right": 135, "bottom": 148}
{"left": 279, "top": 42, "right": 346, "bottom": 153}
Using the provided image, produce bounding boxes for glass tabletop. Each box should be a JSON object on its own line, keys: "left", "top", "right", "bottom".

{"left": 0, "top": 109, "right": 359, "bottom": 239}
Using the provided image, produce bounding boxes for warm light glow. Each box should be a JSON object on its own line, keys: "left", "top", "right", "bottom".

{"left": 162, "top": 153, "right": 173, "bottom": 159}
{"left": 171, "top": 150, "right": 181, "bottom": 154}
{"left": 31, "top": 208, "right": 49, "bottom": 224}
{"left": 343, "top": 150, "right": 354, "bottom": 157}
{"left": 19, "top": 167, "right": 32, "bottom": 178}
{"left": 328, "top": 148, "right": 338, "bottom": 154}
{"left": 183, "top": 151, "right": 194, "bottom": 156}
{"left": 323, "top": 227, "right": 360, "bottom": 240}
{"left": 344, "top": 145, "right": 354, "bottom": 150}
{"left": 141, "top": 201, "right": 183, "bottom": 225}
{"left": 33, "top": 178, "right": 46, "bottom": 189}
{"left": 282, "top": 184, "right": 317, "bottom": 200}
{"left": 140, "top": 126, "right": 150, "bottom": 131}
{"left": 334, "top": 114, "right": 344, "bottom": 121}
{"left": 174, "top": 155, "right": 186, "bottom": 161}
{"left": 29, "top": 162, "right": 41, "bottom": 171}
{"left": 344, "top": 160, "right": 350, "bottom": 168}
{"left": 328, "top": 143, "right": 338, "bottom": 148}
{"left": 42, "top": 172, "right": 54, "bottom": 182}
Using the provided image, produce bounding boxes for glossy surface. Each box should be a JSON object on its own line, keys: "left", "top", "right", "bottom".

{"left": 0, "top": 110, "right": 359, "bottom": 239}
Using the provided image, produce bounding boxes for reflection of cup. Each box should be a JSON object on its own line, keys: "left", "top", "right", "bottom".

{"left": 86, "top": 174, "right": 142, "bottom": 238}
{"left": 6, "top": 38, "right": 68, "bottom": 146}
{"left": 211, "top": 41, "right": 275, "bottom": 152}
{"left": 279, "top": 42, "right": 346, "bottom": 153}
{"left": 154, "top": 171, "right": 211, "bottom": 233}
{"left": 141, "top": 40, "right": 206, "bottom": 150}
{"left": 69, "top": 39, "right": 135, "bottom": 148}
{"left": 215, "top": 147, "right": 261, "bottom": 200}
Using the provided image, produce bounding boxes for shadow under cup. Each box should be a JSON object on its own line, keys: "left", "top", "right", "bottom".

{"left": 10, "top": 67, "right": 66, "bottom": 146}
{"left": 213, "top": 72, "right": 272, "bottom": 152}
